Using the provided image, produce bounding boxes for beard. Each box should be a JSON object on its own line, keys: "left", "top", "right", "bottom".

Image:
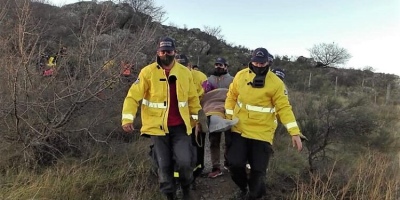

{"left": 159, "top": 55, "right": 175, "bottom": 66}
{"left": 213, "top": 68, "right": 227, "bottom": 76}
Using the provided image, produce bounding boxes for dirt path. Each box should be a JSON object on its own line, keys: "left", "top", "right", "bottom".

{"left": 191, "top": 134, "right": 237, "bottom": 200}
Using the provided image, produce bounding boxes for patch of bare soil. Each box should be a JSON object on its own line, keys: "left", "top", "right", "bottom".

{"left": 192, "top": 171, "right": 236, "bottom": 200}
{"left": 191, "top": 134, "right": 237, "bottom": 200}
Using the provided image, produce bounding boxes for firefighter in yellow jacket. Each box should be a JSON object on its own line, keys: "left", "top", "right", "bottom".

{"left": 121, "top": 37, "right": 204, "bottom": 200}
{"left": 175, "top": 53, "right": 208, "bottom": 190}
{"left": 225, "top": 47, "right": 303, "bottom": 200}
{"left": 175, "top": 54, "right": 207, "bottom": 98}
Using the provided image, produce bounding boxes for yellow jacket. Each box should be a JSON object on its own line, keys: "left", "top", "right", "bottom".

{"left": 47, "top": 56, "right": 56, "bottom": 67}
{"left": 191, "top": 70, "right": 207, "bottom": 98}
{"left": 122, "top": 62, "right": 202, "bottom": 135}
{"left": 225, "top": 68, "right": 301, "bottom": 144}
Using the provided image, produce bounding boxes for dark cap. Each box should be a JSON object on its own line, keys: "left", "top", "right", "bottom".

{"left": 271, "top": 68, "right": 285, "bottom": 80}
{"left": 157, "top": 36, "right": 176, "bottom": 51}
{"left": 215, "top": 57, "right": 227, "bottom": 65}
{"left": 251, "top": 48, "right": 269, "bottom": 63}
{"left": 268, "top": 53, "right": 274, "bottom": 63}
{"left": 175, "top": 54, "right": 189, "bottom": 66}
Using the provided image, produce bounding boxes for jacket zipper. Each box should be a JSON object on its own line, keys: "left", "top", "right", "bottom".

{"left": 162, "top": 69, "right": 169, "bottom": 133}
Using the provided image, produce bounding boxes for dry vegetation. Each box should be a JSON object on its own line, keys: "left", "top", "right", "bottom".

{"left": 293, "top": 152, "right": 399, "bottom": 200}
{"left": 0, "top": 138, "right": 162, "bottom": 200}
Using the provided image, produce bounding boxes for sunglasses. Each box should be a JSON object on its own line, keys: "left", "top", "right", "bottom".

{"left": 215, "top": 63, "right": 224, "bottom": 67}
{"left": 159, "top": 50, "right": 174, "bottom": 55}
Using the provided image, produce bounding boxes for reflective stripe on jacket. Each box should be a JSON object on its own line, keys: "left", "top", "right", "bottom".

{"left": 225, "top": 68, "right": 300, "bottom": 144}
{"left": 121, "top": 61, "right": 201, "bottom": 135}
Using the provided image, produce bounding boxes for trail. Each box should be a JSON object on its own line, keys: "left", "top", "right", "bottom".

{"left": 191, "top": 134, "right": 237, "bottom": 200}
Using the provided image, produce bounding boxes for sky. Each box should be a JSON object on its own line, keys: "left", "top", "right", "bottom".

{"left": 50, "top": 0, "right": 400, "bottom": 76}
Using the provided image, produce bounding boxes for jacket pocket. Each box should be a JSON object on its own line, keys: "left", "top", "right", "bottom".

{"left": 248, "top": 110, "right": 267, "bottom": 121}
{"left": 144, "top": 107, "right": 163, "bottom": 117}
{"left": 178, "top": 83, "right": 188, "bottom": 101}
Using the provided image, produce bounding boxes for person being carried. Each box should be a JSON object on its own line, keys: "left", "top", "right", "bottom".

{"left": 201, "top": 82, "right": 238, "bottom": 137}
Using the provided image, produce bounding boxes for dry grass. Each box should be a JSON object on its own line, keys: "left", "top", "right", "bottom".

{"left": 292, "top": 152, "right": 399, "bottom": 200}
{"left": 0, "top": 138, "right": 163, "bottom": 200}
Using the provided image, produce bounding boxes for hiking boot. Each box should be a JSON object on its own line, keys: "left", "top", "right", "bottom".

{"left": 182, "top": 186, "right": 191, "bottom": 200}
{"left": 208, "top": 168, "right": 223, "bottom": 178}
{"left": 223, "top": 161, "right": 230, "bottom": 172}
{"left": 198, "top": 109, "right": 209, "bottom": 133}
{"left": 191, "top": 179, "right": 197, "bottom": 190}
{"left": 247, "top": 195, "right": 257, "bottom": 200}
{"left": 175, "top": 185, "right": 182, "bottom": 199}
{"left": 165, "top": 192, "right": 175, "bottom": 200}
{"left": 230, "top": 188, "right": 248, "bottom": 200}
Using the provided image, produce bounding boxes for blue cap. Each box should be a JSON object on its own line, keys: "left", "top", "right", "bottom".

{"left": 272, "top": 68, "right": 285, "bottom": 80}
{"left": 251, "top": 48, "right": 269, "bottom": 63}
{"left": 215, "top": 57, "right": 227, "bottom": 65}
{"left": 175, "top": 54, "right": 189, "bottom": 65}
{"left": 268, "top": 53, "right": 274, "bottom": 63}
{"left": 157, "top": 36, "right": 176, "bottom": 51}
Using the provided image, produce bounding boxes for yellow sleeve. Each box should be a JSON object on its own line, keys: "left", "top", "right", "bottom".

{"left": 193, "top": 71, "right": 207, "bottom": 99}
{"left": 225, "top": 75, "right": 239, "bottom": 120}
{"left": 199, "top": 73, "right": 207, "bottom": 98}
{"left": 273, "top": 83, "right": 301, "bottom": 135}
{"left": 121, "top": 71, "right": 148, "bottom": 125}
{"left": 48, "top": 57, "right": 55, "bottom": 67}
{"left": 188, "top": 72, "right": 202, "bottom": 118}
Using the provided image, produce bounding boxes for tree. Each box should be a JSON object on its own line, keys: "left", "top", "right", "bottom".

{"left": 298, "top": 96, "right": 387, "bottom": 172}
{"left": 308, "top": 42, "right": 351, "bottom": 67}
{"left": 0, "top": 0, "right": 158, "bottom": 167}
{"left": 203, "top": 25, "right": 224, "bottom": 40}
{"left": 123, "top": 0, "right": 165, "bottom": 22}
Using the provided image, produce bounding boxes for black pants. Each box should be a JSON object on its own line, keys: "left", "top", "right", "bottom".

{"left": 227, "top": 132, "right": 273, "bottom": 198}
{"left": 151, "top": 125, "right": 194, "bottom": 194}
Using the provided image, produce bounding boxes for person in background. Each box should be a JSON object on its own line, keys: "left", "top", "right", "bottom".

{"left": 271, "top": 68, "right": 285, "bottom": 80}
{"left": 192, "top": 65, "right": 200, "bottom": 71}
{"left": 175, "top": 54, "right": 207, "bottom": 98}
{"left": 207, "top": 57, "right": 234, "bottom": 178}
{"left": 268, "top": 53, "right": 274, "bottom": 66}
{"left": 199, "top": 83, "right": 238, "bottom": 173}
{"left": 175, "top": 54, "right": 208, "bottom": 190}
{"left": 225, "top": 47, "right": 303, "bottom": 200}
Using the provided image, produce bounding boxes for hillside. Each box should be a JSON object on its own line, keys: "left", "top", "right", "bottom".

{"left": 0, "top": 1, "right": 399, "bottom": 199}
